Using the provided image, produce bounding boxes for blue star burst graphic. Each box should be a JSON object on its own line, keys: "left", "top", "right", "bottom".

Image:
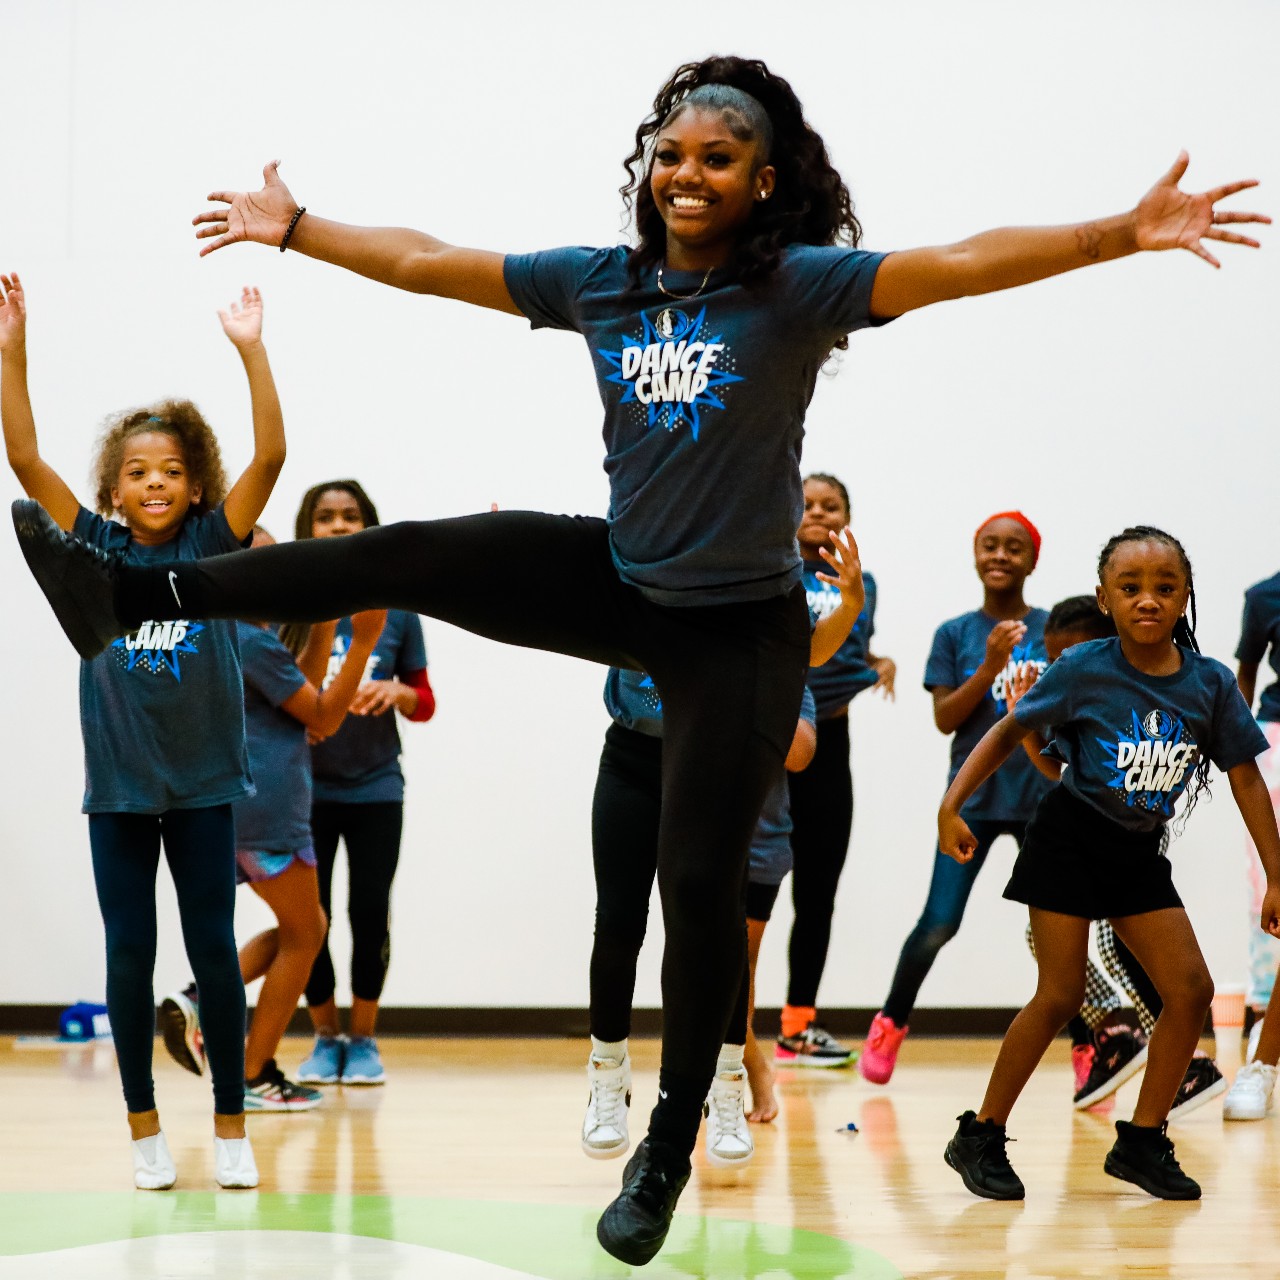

{"left": 1099, "top": 708, "right": 1193, "bottom": 816}
{"left": 599, "top": 307, "right": 743, "bottom": 441}
{"left": 640, "top": 674, "right": 662, "bottom": 714}
{"left": 111, "top": 622, "right": 204, "bottom": 681}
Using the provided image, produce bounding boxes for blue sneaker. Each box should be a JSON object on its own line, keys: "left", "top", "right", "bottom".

{"left": 298, "top": 1034, "right": 345, "bottom": 1085}
{"left": 341, "top": 1036, "right": 386, "bottom": 1085}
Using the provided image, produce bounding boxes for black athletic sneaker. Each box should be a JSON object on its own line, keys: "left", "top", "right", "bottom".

{"left": 12, "top": 499, "right": 125, "bottom": 659}
{"left": 596, "top": 1138, "right": 691, "bottom": 1266}
{"left": 1167, "top": 1054, "right": 1227, "bottom": 1121}
{"left": 944, "top": 1110, "right": 1025, "bottom": 1200}
{"left": 159, "top": 984, "right": 203, "bottom": 1077}
{"left": 1073, "top": 1025, "right": 1149, "bottom": 1110}
{"left": 1104, "top": 1120, "right": 1201, "bottom": 1199}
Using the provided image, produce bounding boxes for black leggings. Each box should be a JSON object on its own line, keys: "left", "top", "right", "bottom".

{"left": 785, "top": 714, "right": 854, "bottom": 1007}
{"left": 117, "top": 513, "right": 810, "bottom": 1154}
{"left": 88, "top": 807, "right": 246, "bottom": 1115}
{"left": 306, "top": 801, "right": 403, "bottom": 1007}
{"left": 590, "top": 723, "right": 750, "bottom": 1047}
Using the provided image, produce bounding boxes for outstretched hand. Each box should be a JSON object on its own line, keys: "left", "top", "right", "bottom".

{"left": 217, "top": 286, "right": 264, "bottom": 348}
{"left": 816, "top": 525, "right": 865, "bottom": 618}
{"left": 1134, "top": 152, "right": 1269, "bottom": 268}
{"left": 0, "top": 273, "right": 27, "bottom": 352}
{"left": 194, "top": 161, "right": 298, "bottom": 257}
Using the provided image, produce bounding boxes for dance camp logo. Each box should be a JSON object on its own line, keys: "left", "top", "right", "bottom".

{"left": 982, "top": 651, "right": 1047, "bottom": 714}
{"left": 108, "top": 619, "right": 204, "bottom": 680}
{"left": 600, "top": 307, "right": 742, "bottom": 439}
{"left": 1101, "top": 709, "right": 1200, "bottom": 817}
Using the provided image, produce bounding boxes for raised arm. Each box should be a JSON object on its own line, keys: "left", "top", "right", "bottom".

{"left": 932, "top": 619, "right": 1026, "bottom": 735}
{"left": 218, "top": 288, "right": 286, "bottom": 541}
{"left": 1238, "top": 661, "right": 1259, "bottom": 712}
{"left": 193, "top": 162, "right": 521, "bottom": 315}
{"left": 938, "top": 712, "right": 1032, "bottom": 863}
{"left": 1228, "top": 762, "right": 1280, "bottom": 937}
{"left": 279, "top": 611, "right": 387, "bottom": 739}
{"left": 1005, "top": 663, "right": 1061, "bottom": 782}
{"left": 870, "top": 153, "right": 1268, "bottom": 319}
{"left": 0, "top": 274, "right": 79, "bottom": 531}
{"left": 809, "top": 527, "right": 866, "bottom": 666}
{"left": 294, "top": 620, "right": 339, "bottom": 690}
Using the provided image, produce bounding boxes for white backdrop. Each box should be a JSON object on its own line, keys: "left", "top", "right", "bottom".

{"left": 1, "top": 0, "right": 1276, "bottom": 1015}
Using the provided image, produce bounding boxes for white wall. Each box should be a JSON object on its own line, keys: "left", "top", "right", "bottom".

{"left": 1, "top": 0, "right": 1277, "bottom": 1014}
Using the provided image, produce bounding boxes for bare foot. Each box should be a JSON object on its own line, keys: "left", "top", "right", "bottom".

{"left": 745, "top": 1041, "right": 779, "bottom": 1123}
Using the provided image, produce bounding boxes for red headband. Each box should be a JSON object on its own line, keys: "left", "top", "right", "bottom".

{"left": 976, "top": 511, "right": 1041, "bottom": 563}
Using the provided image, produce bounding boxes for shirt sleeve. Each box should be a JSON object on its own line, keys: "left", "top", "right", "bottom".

{"left": 1209, "top": 664, "right": 1270, "bottom": 770}
{"left": 394, "top": 614, "right": 428, "bottom": 675}
{"left": 861, "top": 574, "right": 877, "bottom": 647}
{"left": 923, "top": 622, "right": 957, "bottom": 691}
{"left": 186, "top": 506, "right": 249, "bottom": 557}
{"left": 502, "top": 246, "right": 603, "bottom": 332}
{"left": 1236, "top": 589, "right": 1271, "bottom": 664}
{"left": 1012, "top": 656, "right": 1074, "bottom": 733}
{"left": 782, "top": 246, "right": 891, "bottom": 339}
{"left": 240, "top": 630, "right": 307, "bottom": 707}
{"left": 73, "top": 507, "right": 120, "bottom": 550}
{"left": 800, "top": 686, "right": 817, "bottom": 728}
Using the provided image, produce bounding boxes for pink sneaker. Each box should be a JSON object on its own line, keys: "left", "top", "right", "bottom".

{"left": 1071, "top": 1044, "right": 1094, "bottom": 1095}
{"left": 859, "top": 1012, "right": 908, "bottom": 1085}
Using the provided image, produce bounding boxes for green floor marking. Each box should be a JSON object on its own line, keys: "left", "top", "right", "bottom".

{"left": 0, "top": 1192, "right": 903, "bottom": 1278}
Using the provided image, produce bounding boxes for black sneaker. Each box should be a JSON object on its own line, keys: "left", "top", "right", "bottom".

{"left": 12, "top": 499, "right": 125, "bottom": 659}
{"left": 1167, "top": 1054, "right": 1227, "bottom": 1121}
{"left": 159, "top": 984, "right": 203, "bottom": 1077}
{"left": 596, "top": 1137, "right": 691, "bottom": 1266}
{"left": 775, "top": 1022, "right": 856, "bottom": 1068}
{"left": 1073, "top": 1025, "right": 1149, "bottom": 1110}
{"left": 944, "top": 1110, "right": 1025, "bottom": 1200}
{"left": 1104, "top": 1120, "right": 1201, "bottom": 1199}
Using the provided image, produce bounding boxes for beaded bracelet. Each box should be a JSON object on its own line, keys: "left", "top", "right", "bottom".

{"left": 279, "top": 206, "right": 307, "bottom": 253}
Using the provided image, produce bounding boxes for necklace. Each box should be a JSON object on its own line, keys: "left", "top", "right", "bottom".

{"left": 657, "top": 263, "right": 714, "bottom": 300}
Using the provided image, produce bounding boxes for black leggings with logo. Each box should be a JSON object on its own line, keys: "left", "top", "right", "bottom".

{"left": 116, "top": 512, "right": 811, "bottom": 1155}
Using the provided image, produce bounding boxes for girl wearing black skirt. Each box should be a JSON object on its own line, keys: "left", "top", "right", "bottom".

{"left": 941, "top": 527, "right": 1280, "bottom": 1203}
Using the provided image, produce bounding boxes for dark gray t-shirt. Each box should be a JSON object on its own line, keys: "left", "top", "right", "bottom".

{"left": 234, "top": 623, "right": 309, "bottom": 850}
{"left": 1236, "top": 571, "right": 1280, "bottom": 723}
{"left": 503, "top": 244, "right": 888, "bottom": 605}
{"left": 77, "top": 506, "right": 252, "bottom": 814}
{"left": 1014, "top": 637, "right": 1268, "bottom": 831}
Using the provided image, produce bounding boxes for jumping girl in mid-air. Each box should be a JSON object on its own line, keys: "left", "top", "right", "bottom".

{"left": 1, "top": 274, "right": 285, "bottom": 1190}
{"left": 941, "top": 527, "right": 1280, "bottom": 1202}
{"left": 11, "top": 57, "right": 1267, "bottom": 1264}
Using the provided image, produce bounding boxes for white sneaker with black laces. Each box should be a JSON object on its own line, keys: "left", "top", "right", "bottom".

{"left": 582, "top": 1055, "right": 631, "bottom": 1159}
{"left": 704, "top": 1069, "right": 754, "bottom": 1167}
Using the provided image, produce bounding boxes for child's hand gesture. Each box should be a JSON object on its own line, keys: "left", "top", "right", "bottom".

{"left": 1005, "top": 662, "right": 1040, "bottom": 712}
{"left": 217, "top": 287, "right": 264, "bottom": 349}
{"left": 939, "top": 807, "right": 978, "bottom": 864}
{"left": 1133, "top": 152, "right": 1270, "bottom": 269}
{"left": 195, "top": 161, "right": 299, "bottom": 257}
{"left": 985, "top": 619, "right": 1026, "bottom": 670}
{"left": 0, "top": 273, "right": 27, "bottom": 352}
{"left": 817, "top": 525, "right": 865, "bottom": 618}
{"left": 1261, "top": 882, "right": 1280, "bottom": 939}
{"left": 870, "top": 656, "right": 897, "bottom": 701}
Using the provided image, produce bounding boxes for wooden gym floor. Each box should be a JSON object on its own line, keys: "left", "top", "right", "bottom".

{"left": 0, "top": 1031, "right": 1274, "bottom": 1278}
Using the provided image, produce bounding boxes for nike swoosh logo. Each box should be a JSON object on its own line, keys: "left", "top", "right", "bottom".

{"left": 168, "top": 570, "right": 182, "bottom": 609}
{"left": 658, "top": 1089, "right": 668, "bottom": 1100}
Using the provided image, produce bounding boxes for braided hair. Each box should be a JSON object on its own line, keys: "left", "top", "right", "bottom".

{"left": 1097, "top": 526, "right": 1209, "bottom": 825}
{"left": 1045, "top": 594, "right": 1115, "bottom": 641}
{"left": 620, "top": 55, "right": 862, "bottom": 345}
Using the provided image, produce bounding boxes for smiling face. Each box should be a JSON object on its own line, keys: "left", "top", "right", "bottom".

{"left": 974, "top": 517, "right": 1036, "bottom": 593}
{"left": 798, "top": 478, "right": 849, "bottom": 553}
{"left": 310, "top": 487, "right": 366, "bottom": 538}
{"left": 1097, "top": 540, "right": 1190, "bottom": 648}
{"left": 111, "top": 431, "right": 200, "bottom": 544}
{"left": 649, "top": 106, "right": 775, "bottom": 266}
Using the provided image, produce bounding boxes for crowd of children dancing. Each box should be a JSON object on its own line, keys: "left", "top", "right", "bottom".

{"left": 4, "top": 50, "right": 1278, "bottom": 1268}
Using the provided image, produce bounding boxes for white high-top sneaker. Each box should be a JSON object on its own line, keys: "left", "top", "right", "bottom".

{"left": 581, "top": 1055, "right": 632, "bottom": 1159}
{"left": 704, "top": 1069, "right": 754, "bottom": 1167}
{"left": 131, "top": 1132, "right": 177, "bottom": 1190}
{"left": 1223, "top": 1060, "right": 1278, "bottom": 1121}
{"left": 214, "top": 1134, "right": 260, "bottom": 1188}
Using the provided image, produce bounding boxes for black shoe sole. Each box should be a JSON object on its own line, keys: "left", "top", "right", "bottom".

{"left": 12, "top": 499, "right": 113, "bottom": 660}
{"left": 1103, "top": 1151, "right": 1202, "bottom": 1200}
{"left": 596, "top": 1208, "right": 670, "bottom": 1267}
{"left": 944, "top": 1141, "right": 1026, "bottom": 1200}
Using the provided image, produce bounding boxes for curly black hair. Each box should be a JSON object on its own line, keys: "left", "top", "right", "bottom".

{"left": 620, "top": 55, "right": 862, "bottom": 336}
{"left": 1097, "top": 526, "right": 1210, "bottom": 826}
{"left": 1045, "top": 594, "right": 1115, "bottom": 640}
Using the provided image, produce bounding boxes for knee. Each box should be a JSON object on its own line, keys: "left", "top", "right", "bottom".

{"left": 105, "top": 937, "right": 154, "bottom": 982}
{"left": 1169, "top": 968, "right": 1214, "bottom": 1018}
{"left": 911, "top": 919, "right": 960, "bottom": 957}
{"left": 1034, "top": 983, "right": 1087, "bottom": 1029}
